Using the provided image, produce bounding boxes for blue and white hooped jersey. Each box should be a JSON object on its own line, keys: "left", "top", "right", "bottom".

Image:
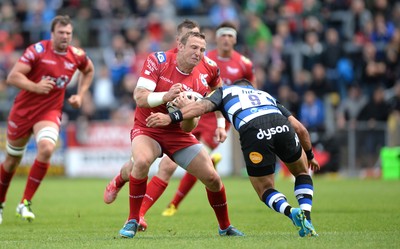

{"left": 207, "top": 85, "right": 283, "bottom": 130}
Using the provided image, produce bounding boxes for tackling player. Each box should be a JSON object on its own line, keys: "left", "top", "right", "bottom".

{"left": 146, "top": 79, "right": 320, "bottom": 237}
{"left": 0, "top": 15, "right": 94, "bottom": 224}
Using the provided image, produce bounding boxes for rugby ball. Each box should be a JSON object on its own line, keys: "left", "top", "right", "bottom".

{"left": 166, "top": 91, "right": 204, "bottom": 113}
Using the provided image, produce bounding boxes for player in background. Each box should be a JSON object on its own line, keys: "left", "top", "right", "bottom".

{"left": 117, "top": 31, "right": 243, "bottom": 238}
{"left": 161, "top": 21, "right": 255, "bottom": 217}
{"left": 146, "top": 79, "right": 320, "bottom": 237}
{"left": 0, "top": 15, "right": 94, "bottom": 224}
{"left": 103, "top": 19, "right": 224, "bottom": 230}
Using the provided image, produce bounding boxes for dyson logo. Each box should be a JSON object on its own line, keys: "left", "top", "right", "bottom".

{"left": 256, "top": 125, "right": 289, "bottom": 140}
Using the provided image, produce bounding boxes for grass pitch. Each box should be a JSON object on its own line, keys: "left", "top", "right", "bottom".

{"left": 0, "top": 176, "right": 399, "bottom": 249}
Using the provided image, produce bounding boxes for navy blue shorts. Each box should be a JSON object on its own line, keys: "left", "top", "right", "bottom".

{"left": 238, "top": 114, "right": 302, "bottom": 177}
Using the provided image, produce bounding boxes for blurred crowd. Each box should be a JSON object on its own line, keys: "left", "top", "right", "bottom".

{"left": 1, "top": 0, "right": 400, "bottom": 171}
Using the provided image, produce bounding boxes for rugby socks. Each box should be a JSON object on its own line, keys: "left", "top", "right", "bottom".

{"left": 115, "top": 173, "right": 127, "bottom": 189}
{"left": 262, "top": 188, "right": 292, "bottom": 218}
{"left": 128, "top": 175, "right": 147, "bottom": 221}
{"left": 170, "top": 172, "right": 197, "bottom": 208}
{"left": 22, "top": 159, "right": 49, "bottom": 202}
{"left": 0, "top": 163, "right": 16, "bottom": 203}
{"left": 294, "top": 174, "right": 314, "bottom": 221}
{"left": 206, "top": 185, "right": 230, "bottom": 230}
{"left": 139, "top": 176, "right": 168, "bottom": 217}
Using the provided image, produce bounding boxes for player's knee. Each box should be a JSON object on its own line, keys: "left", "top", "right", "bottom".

{"left": 37, "top": 140, "right": 56, "bottom": 159}
{"left": 202, "top": 173, "right": 221, "bottom": 192}
{"left": 158, "top": 160, "right": 177, "bottom": 179}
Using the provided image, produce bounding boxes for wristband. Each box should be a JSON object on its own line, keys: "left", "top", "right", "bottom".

{"left": 147, "top": 92, "right": 167, "bottom": 107}
{"left": 217, "top": 118, "right": 226, "bottom": 128}
{"left": 305, "top": 149, "right": 314, "bottom": 160}
{"left": 169, "top": 110, "right": 183, "bottom": 123}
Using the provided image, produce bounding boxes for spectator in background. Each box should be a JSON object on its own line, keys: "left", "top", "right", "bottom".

{"left": 345, "top": 0, "right": 372, "bottom": 43}
{"left": 275, "top": 18, "right": 294, "bottom": 46}
{"left": 300, "top": 31, "right": 323, "bottom": 72}
{"left": 102, "top": 34, "right": 135, "bottom": 99}
{"left": 370, "top": 13, "right": 395, "bottom": 46}
{"left": 387, "top": 81, "right": 400, "bottom": 146}
{"left": 208, "top": 0, "right": 240, "bottom": 28}
{"left": 321, "top": 28, "right": 343, "bottom": 84}
{"left": 92, "top": 64, "right": 116, "bottom": 120}
{"left": 336, "top": 84, "right": 368, "bottom": 131}
{"left": 357, "top": 42, "right": 386, "bottom": 97}
{"left": 244, "top": 12, "right": 272, "bottom": 52}
{"left": 261, "top": 67, "right": 286, "bottom": 98}
{"left": 292, "top": 69, "right": 311, "bottom": 99}
{"left": 309, "top": 63, "right": 332, "bottom": 98}
{"left": 357, "top": 86, "right": 390, "bottom": 168}
{"left": 277, "top": 84, "right": 300, "bottom": 115}
{"left": 299, "top": 90, "right": 325, "bottom": 133}
{"left": 265, "top": 35, "right": 292, "bottom": 84}
{"left": 384, "top": 28, "right": 400, "bottom": 89}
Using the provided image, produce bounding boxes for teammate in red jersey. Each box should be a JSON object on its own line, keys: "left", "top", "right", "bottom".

{"left": 118, "top": 31, "right": 243, "bottom": 238}
{"left": 0, "top": 15, "right": 94, "bottom": 224}
{"left": 161, "top": 21, "right": 255, "bottom": 217}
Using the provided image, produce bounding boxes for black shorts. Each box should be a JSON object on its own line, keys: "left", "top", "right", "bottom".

{"left": 238, "top": 114, "right": 302, "bottom": 177}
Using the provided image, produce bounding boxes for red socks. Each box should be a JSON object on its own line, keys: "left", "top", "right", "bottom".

{"left": 0, "top": 163, "right": 16, "bottom": 203}
{"left": 139, "top": 176, "right": 168, "bottom": 217}
{"left": 206, "top": 185, "right": 230, "bottom": 230}
{"left": 128, "top": 175, "right": 148, "bottom": 221}
{"left": 22, "top": 159, "right": 49, "bottom": 202}
{"left": 170, "top": 172, "right": 197, "bottom": 207}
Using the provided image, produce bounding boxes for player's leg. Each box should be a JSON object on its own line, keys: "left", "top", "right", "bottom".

{"left": 178, "top": 145, "right": 243, "bottom": 236}
{"left": 138, "top": 155, "right": 177, "bottom": 231}
{"left": 104, "top": 159, "right": 132, "bottom": 204}
{"left": 0, "top": 136, "right": 29, "bottom": 224}
{"left": 285, "top": 150, "right": 318, "bottom": 237}
{"left": 119, "top": 135, "right": 161, "bottom": 238}
{"left": 15, "top": 121, "right": 59, "bottom": 222}
{"left": 162, "top": 140, "right": 217, "bottom": 217}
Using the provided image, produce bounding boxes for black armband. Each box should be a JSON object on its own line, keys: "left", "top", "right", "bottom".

{"left": 169, "top": 110, "right": 183, "bottom": 123}
{"left": 305, "top": 149, "right": 314, "bottom": 160}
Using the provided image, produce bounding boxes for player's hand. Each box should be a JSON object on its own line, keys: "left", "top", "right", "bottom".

{"left": 146, "top": 112, "right": 172, "bottom": 127}
{"left": 215, "top": 127, "right": 227, "bottom": 143}
{"left": 308, "top": 158, "right": 320, "bottom": 172}
{"left": 68, "top": 94, "right": 82, "bottom": 109}
{"left": 35, "top": 77, "right": 55, "bottom": 94}
{"left": 172, "top": 92, "right": 196, "bottom": 109}
{"left": 164, "top": 83, "right": 183, "bottom": 102}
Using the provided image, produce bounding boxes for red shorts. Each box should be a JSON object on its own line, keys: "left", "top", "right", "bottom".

{"left": 130, "top": 126, "right": 200, "bottom": 158}
{"left": 192, "top": 112, "right": 230, "bottom": 150}
{"left": 7, "top": 108, "right": 62, "bottom": 141}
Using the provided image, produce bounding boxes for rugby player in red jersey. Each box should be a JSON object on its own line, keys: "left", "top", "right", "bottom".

{"left": 0, "top": 15, "right": 94, "bottom": 224}
{"left": 103, "top": 19, "right": 226, "bottom": 230}
{"left": 161, "top": 21, "right": 256, "bottom": 217}
{"left": 117, "top": 31, "right": 243, "bottom": 238}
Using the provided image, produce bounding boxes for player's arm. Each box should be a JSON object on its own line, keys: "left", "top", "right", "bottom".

{"left": 68, "top": 59, "right": 95, "bottom": 108}
{"left": 210, "top": 78, "right": 227, "bottom": 142}
{"left": 146, "top": 99, "right": 217, "bottom": 129}
{"left": 134, "top": 77, "right": 183, "bottom": 108}
{"left": 278, "top": 103, "right": 320, "bottom": 171}
{"left": 6, "top": 62, "right": 55, "bottom": 94}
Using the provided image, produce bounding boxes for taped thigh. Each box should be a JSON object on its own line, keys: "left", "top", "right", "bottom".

{"left": 35, "top": 127, "right": 59, "bottom": 145}
{"left": 6, "top": 141, "right": 27, "bottom": 156}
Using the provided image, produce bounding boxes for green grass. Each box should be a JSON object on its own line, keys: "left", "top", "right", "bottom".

{"left": 1, "top": 176, "right": 399, "bottom": 249}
